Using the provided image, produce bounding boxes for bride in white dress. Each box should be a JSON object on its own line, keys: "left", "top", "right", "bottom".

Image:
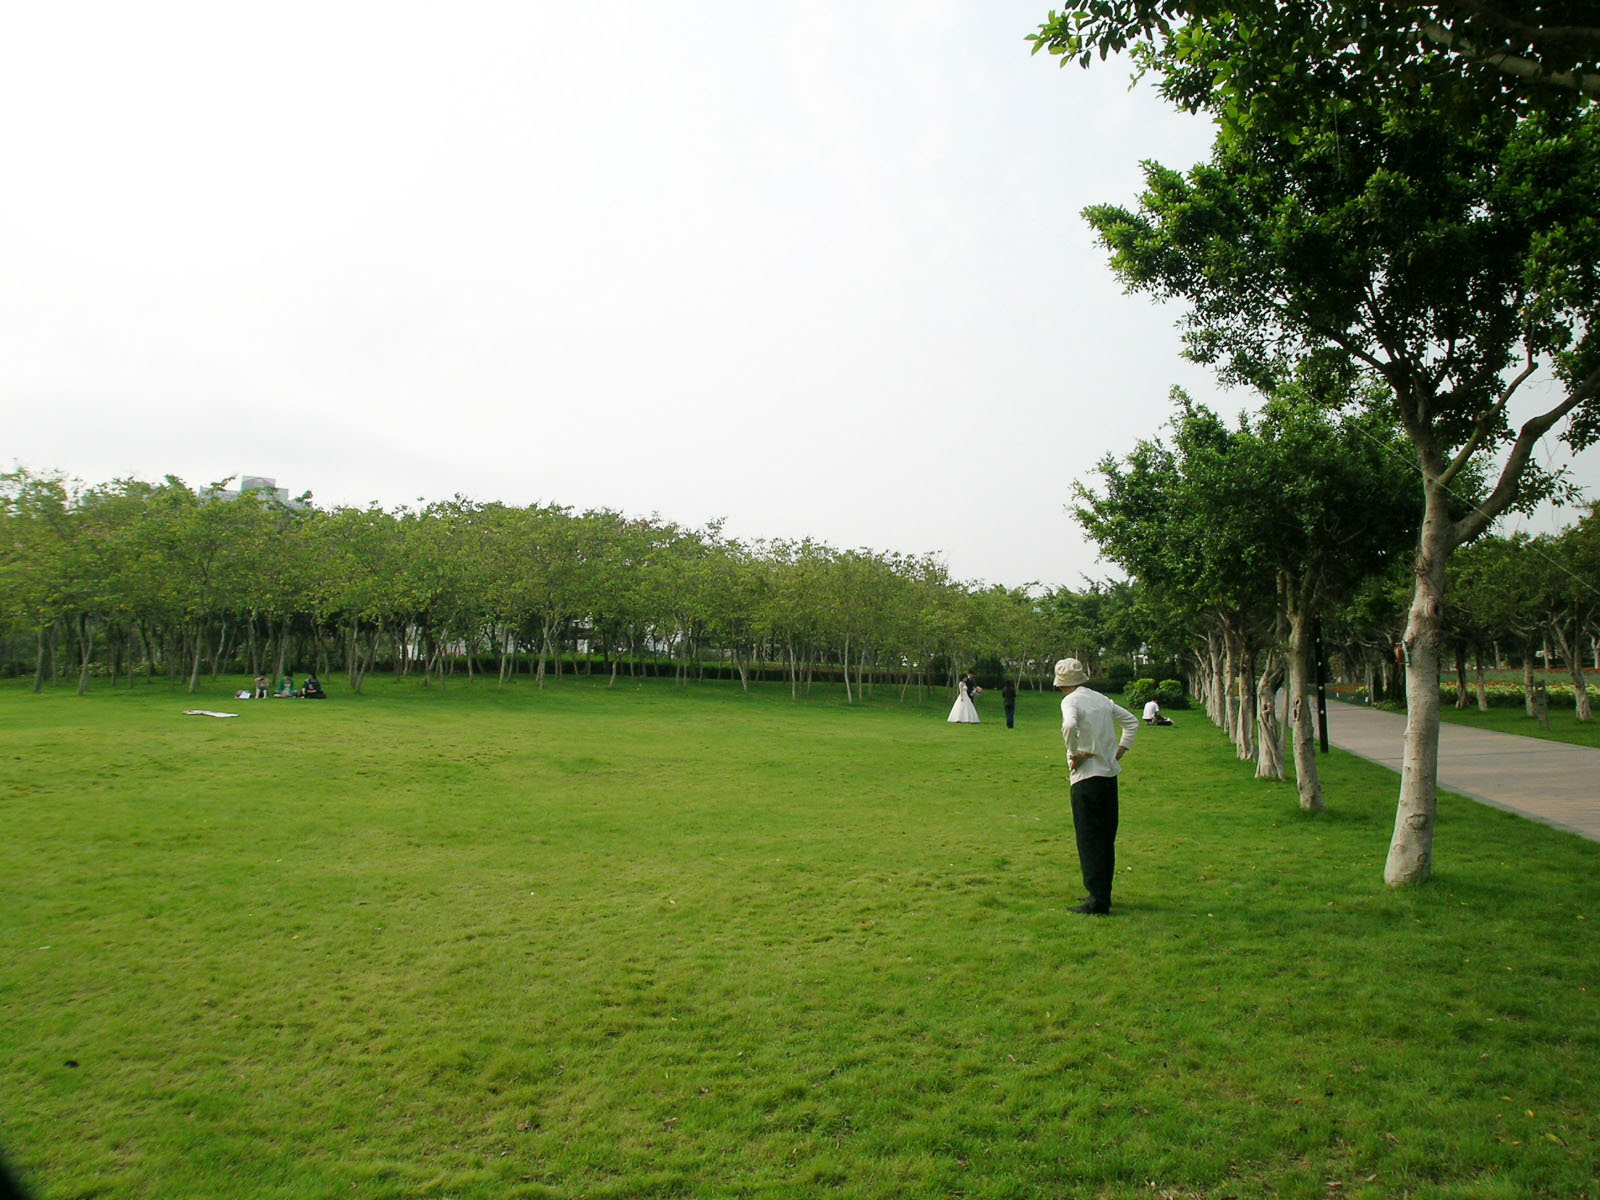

{"left": 947, "top": 679, "right": 980, "bottom": 723}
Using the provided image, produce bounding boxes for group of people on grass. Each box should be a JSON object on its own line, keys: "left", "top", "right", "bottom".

{"left": 947, "top": 670, "right": 1172, "bottom": 731}
{"left": 946, "top": 672, "right": 1020, "bottom": 728}
{"left": 949, "top": 660, "right": 1175, "bottom": 917}
{"left": 241, "top": 673, "right": 327, "bottom": 700}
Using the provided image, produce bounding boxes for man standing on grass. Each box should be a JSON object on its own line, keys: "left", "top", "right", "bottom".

{"left": 1056, "top": 657, "right": 1139, "bottom": 916}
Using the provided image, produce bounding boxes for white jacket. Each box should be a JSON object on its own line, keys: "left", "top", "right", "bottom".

{"left": 1061, "top": 687, "right": 1139, "bottom": 785}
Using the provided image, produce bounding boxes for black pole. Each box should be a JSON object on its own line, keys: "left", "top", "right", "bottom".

{"left": 1315, "top": 616, "right": 1329, "bottom": 754}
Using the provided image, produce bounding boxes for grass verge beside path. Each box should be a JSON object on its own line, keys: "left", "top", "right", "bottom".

{"left": 1433, "top": 701, "right": 1600, "bottom": 749}
{"left": 4, "top": 676, "right": 1598, "bottom": 1200}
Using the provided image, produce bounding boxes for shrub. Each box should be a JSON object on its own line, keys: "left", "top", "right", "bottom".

{"left": 1123, "top": 678, "right": 1159, "bottom": 706}
{"left": 1156, "top": 679, "right": 1188, "bottom": 709}
{"left": 1440, "top": 682, "right": 1597, "bottom": 708}
{"left": 1340, "top": 682, "right": 1598, "bottom": 711}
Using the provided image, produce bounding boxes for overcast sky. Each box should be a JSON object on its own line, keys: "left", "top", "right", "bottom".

{"left": 4, "top": 1, "right": 1593, "bottom": 591}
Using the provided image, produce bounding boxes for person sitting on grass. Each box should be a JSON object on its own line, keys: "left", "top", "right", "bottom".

{"left": 301, "top": 673, "right": 327, "bottom": 700}
{"left": 1142, "top": 698, "right": 1174, "bottom": 726}
{"left": 275, "top": 674, "right": 296, "bottom": 697}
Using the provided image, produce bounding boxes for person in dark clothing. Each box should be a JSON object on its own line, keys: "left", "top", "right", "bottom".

{"left": 1002, "top": 680, "right": 1017, "bottom": 728}
{"left": 301, "top": 673, "right": 327, "bottom": 699}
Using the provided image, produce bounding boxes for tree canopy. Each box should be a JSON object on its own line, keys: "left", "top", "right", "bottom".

{"left": 1030, "top": 1, "right": 1600, "bottom": 112}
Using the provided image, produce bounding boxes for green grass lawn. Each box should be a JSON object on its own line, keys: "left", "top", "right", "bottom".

{"left": 3, "top": 676, "right": 1597, "bottom": 1200}
{"left": 1433, "top": 700, "right": 1600, "bottom": 749}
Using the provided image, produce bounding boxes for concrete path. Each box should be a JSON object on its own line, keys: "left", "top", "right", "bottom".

{"left": 1323, "top": 701, "right": 1600, "bottom": 842}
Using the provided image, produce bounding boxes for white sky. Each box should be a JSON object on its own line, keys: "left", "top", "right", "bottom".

{"left": 3, "top": 1, "right": 1593, "bottom": 590}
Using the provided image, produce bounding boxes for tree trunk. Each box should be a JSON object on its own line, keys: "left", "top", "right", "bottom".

{"left": 345, "top": 626, "right": 373, "bottom": 694}
{"left": 424, "top": 636, "right": 446, "bottom": 693}
{"left": 1558, "top": 617, "right": 1594, "bottom": 722}
{"left": 1286, "top": 602, "right": 1324, "bottom": 813}
{"left": 1386, "top": 499, "right": 1450, "bottom": 887}
{"left": 536, "top": 620, "right": 555, "bottom": 689}
{"left": 1547, "top": 620, "right": 1593, "bottom": 721}
{"left": 1254, "top": 649, "right": 1286, "bottom": 781}
{"left": 1204, "top": 633, "right": 1226, "bottom": 729}
{"left": 1523, "top": 643, "right": 1537, "bottom": 717}
{"left": 76, "top": 613, "right": 93, "bottom": 695}
{"left": 273, "top": 616, "right": 291, "bottom": 684}
{"left": 1474, "top": 648, "right": 1489, "bottom": 711}
{"left": 1221, "top": 634, "right": 1240, "bottom": 750}
{"left": 210, "top": 617, "right": 231, "bottom": 680}
{"left": 497, "top": 627, "right": 514, "bottom": 689}
{"left": 188, "top": 627, "right": 205, "bottom": 695}
{"left": 1237, "top": 641, "right": 1257, "bottom": 762}
{"left": 1571, "top": 656, "right": 1593, "bottom": 722}
{"left": 1453, "top": 642, "right": 1469, "bottom": 709}
{"left": 138, "top": 622, "right": 157, "bottom": 682}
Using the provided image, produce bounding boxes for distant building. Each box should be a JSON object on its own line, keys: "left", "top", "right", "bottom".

{"left": 205, "top": 475, "right": 305, "bottom": 509}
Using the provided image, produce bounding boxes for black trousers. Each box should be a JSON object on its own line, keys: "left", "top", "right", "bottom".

{"left": 1004, "top": 701, "right": 1016, "bottom": 728}
{"left": 1070, "top": 774, "right": 1120, "bottom": 908}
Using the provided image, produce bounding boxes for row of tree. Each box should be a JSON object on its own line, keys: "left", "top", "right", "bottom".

{"left": 0, "top": 468, "right": 1156, "bottom": 701}
{"left": 1032, "top": 0, "right": 1600, "bottom": 882}
{"left": 1443, "top": 518, "right": 1600, "bottom": 717}
{"left": 9, "top": 450, "right": 1592, "bottom": 719}
{"left": 1078, "top": 389, "right": 1600, "bottom": 794}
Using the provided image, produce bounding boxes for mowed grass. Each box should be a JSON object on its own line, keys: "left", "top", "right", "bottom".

{"left": 3, "top": 676, "right": 1597, "bottom": 1200}
{"left": 1434, "top": 700, "right": 1600, "bottom": 749}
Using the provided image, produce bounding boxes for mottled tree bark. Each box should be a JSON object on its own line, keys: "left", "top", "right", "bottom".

{"left": 1254, "top": 649, "right": 1286, "bottom": 781}
{"left": 1386, "top": 489, "right": 1450, "bottom": 886}
{"left": 1286, "top": 601, "right": 1324, "bottom": 812}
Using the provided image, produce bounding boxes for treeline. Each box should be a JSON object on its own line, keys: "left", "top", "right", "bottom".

{"left": 0, "top": 469, "right": 1160, "bottom": 699}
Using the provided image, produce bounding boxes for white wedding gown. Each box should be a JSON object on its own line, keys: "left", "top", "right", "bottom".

{"left": 947, "top": 682, "right": 979, "bottom": 724}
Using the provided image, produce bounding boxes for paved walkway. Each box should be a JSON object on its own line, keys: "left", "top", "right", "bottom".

{"left": 1323, "top": 701, "right": 1600, "bottom": 842}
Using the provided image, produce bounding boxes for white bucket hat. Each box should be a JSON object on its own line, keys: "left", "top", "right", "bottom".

{"left": 1053, "top": 657, "right": 1090, "bottom": 687}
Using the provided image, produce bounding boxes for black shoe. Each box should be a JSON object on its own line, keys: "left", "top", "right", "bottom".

{"left": 1069, "top": 900, "right": 1110, "bottom": 915}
